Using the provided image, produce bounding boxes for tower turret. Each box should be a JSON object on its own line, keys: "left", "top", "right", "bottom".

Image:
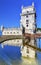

{"left": 1, "top": 25, "right": 4, "bottom": 31}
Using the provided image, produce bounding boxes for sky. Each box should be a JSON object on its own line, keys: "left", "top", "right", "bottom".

{"left": 0, "top": 0, "right": 41, "bottom": 28}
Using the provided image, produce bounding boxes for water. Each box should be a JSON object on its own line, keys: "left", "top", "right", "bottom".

{"left": 0, "top": 39, "right": 41, "bottom": 65}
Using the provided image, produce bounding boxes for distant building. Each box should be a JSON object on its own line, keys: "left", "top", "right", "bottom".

{"left": 1, "top": 27, "right": 22, "bottom": 35}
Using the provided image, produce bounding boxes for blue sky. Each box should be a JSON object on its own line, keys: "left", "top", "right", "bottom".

{"left": 0, "top": 0, "right": 41, "bottom": 28}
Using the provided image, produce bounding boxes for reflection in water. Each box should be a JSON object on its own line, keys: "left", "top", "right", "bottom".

{"left": 21, "top": 58, "right": 39, "bottom": 65}
{"left": 0, "top": 43, "right": 41, "bottom": 65}
{"left": 11, "top": 57, "right": 41, "bottom": 65}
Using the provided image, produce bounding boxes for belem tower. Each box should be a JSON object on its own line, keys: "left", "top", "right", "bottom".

{"left": 1, "top": 2, "right": 37, "bottom": 58}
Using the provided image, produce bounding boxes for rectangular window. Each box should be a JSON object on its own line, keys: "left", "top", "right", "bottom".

{"left": 26, "top": 20, "right": 29, "bottom": 27}
{"left": 27, "top": 47, "right": 29, "bottom": 53}
{"left": 26, "top": 20, "right": 28, "bottom": 22}
{"left": 26, "top": 15, "right": 28, "bottom": 17}
{"left": 26, "top": 22, "right": 28, "bottom": 24}
{"left": 26, "top": 25, "right": 28, "bottom": 27}
{"left": 27, "top": 11, "right": 29, "bottom": 13}
{"left": 27, "top": 49, "right": 29, "bottom": 53}
{"left": 17, "top": 40, "right": 19, "bottom": 42}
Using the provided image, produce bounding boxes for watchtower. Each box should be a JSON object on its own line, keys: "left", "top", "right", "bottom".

{"left": 20, "top": 2, "right": 37, "bottom": 58}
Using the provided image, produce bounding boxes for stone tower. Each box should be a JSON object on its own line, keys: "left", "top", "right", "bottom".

{"left": 20, "top": 2, "right": 37, "bottom": 58}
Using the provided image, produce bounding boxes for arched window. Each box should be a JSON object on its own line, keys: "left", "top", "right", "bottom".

{"left": 10, "top": 32, "right": 12, "bottom": 34}
{"left": 4, "top": 32, "right": 6, "bottom": 34}
{"left": 13, "top": 32, "right": 15, "bottom": 34}
{"left": 7, "top": 32, "right": 9, "bottom": 34}
{"left": 17, "top": 32, "right": 19, "bottom": 33}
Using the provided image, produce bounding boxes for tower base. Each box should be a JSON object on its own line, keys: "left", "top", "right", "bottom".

{"left": 21, "top": 45, "right": 36, "bottom": 58}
